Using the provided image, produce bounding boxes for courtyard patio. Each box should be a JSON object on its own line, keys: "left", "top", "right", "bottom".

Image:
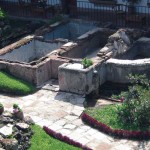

{"left": 0, "top": 81, "right": 150, "bottom": 150}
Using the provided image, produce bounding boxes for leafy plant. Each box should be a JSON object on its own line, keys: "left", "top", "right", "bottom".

{"left": 0, "top": 8, "right": 7, "bottom": 20}
{"left": 116, "top": 74, "right": 150, "bottom": 128}
{"left": 82, "top": 58, "right": 93, "bottom": 69}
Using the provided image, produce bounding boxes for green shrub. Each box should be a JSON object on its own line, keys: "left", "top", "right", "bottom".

{"left": 0, "top": 71, "right": 36, "bottom": 95}
{"left": 116, "top": 74, "right": 150, "bottom": 128}
{"left": 82, "top": 58, "right": 93, "bottom": 68}
{"left": 0, "top": 8, "right": 7, "bottom": 20}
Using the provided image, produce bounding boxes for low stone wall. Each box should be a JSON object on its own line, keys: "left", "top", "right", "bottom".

{"left": 0, "top": 19, "right": 117, "bottom": 89}
{"left": 59, "top": 28, "right": 115, "bottom": 58}
{"left": 116, "top": 37, "right": 150, "bottom": 60}
{"left": 43, "top": 19, "right": 97, "bottom": 41}
{"left": 0, "top": 38, "right": 65, "bottom": 63}
{"left": 0, "top": 60, "right": 37, "bottom": 84}
{"left": 106, "top": 58, "right": 150, "bottom": 83}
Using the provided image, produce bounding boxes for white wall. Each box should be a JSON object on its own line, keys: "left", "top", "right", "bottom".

{"left": 0, "top": 41, "right": 35, "bottom": 63}
{"left": 0, "top": 40, "right": 64, "bottom": 63}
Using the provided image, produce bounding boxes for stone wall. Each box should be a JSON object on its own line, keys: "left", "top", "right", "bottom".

{"left": 0, "top": 40, "right": 65, "bottom": 63}
{"left": 0, "top": 60, "right": 37, "bottom": 84}
{"left": 106, "top": 58, "right": 150, "bottom": 83}
{"left": 43, "top": 20, "right": 97, "bottom": 41}
{"left": 117, "top": 37, "right": 150, "bottom": 59}
{"left": 59, "top": 63, "right": 95, "bottom": 95}
{"left": 58, "top": 57, "right": 107, "bottom": 95}
{"left": 59, "top": 28, "right": 115, "bottom": 58}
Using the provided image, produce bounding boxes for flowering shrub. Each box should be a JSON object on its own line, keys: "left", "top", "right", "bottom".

{"left": 43, "top": 126, "right": 92, "bottom": 150}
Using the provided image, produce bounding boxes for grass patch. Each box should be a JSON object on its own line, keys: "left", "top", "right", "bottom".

{"left": 85, "top": 105, "right": 150, "bottom": 131}
{"left": 29, "top": 125, "right": 81, "bottom": 150}
{"left": 0, "top": 71, "right": 36, "bottom": 95}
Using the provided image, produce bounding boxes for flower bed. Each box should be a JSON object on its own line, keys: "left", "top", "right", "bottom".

{"left": 81, "top": 112, "right": 150, "bottom": 140}
{"left": 43, "top": 126, "right": 92, "bottom": 150}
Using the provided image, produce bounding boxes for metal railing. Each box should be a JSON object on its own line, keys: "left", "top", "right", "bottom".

{"left": 69, "top": 1, "right": 150, "bottom": 28}
{"left": 0, "top": 0, "right": 62, "bottom": 19}
{"left": 1, "top": 0, "right": 150, "bottom": 28}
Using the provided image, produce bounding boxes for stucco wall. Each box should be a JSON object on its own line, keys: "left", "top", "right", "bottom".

{"left": 0, "top": 40, "right": 64, "bottom": 63}
{"left": 106, "top": 58, "right": 150, "bottom": 83}
{"left": 44, "top": 20, "right": 96, "bottom": 41}
{"left": 60, "top": 28, "right": 115, "bottom": 58}
{"left": 58, "top": 60, "right": 107, "bottom": 95}
{"left": 0, "top": 60, "right": 37, "bottom": 84}
{"left": 0, "top": 41, "right": 35, "bottom": 63}
{"left": 116, "top": 37, "right": 150, "bottom": 60}
{"left": 59, "top": 63, "right": 96, "bottom": 94}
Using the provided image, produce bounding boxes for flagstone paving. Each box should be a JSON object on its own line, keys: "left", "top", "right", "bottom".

{"left": 0, "top": 89, "right": 150, "bottom": 150}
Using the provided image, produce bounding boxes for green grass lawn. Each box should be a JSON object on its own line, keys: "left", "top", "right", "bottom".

{"left": 0, "top": 71, "right": 36, "bottom": 95}
{"left": 85, "top": 105, "right": 150, "bottom": 131}
{"left": 30, "top": 125, "right": 81, "bottom": 150}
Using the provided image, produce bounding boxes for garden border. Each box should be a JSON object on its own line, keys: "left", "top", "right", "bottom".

{"left": 43, "top": 126, "right": 92, "bottom": 150}
{"left": 81, "top": 112, "right": 150, "bottom": 140}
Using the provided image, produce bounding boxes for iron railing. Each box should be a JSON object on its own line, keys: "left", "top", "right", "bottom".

{"left": 0, "top": 0, "right": 62, "bottom": 19}
{"left": 69, "top": 1, "right": 150, "bottom": 28}
{"left": 1, "top": 0, "right": 150, "bottom": 28}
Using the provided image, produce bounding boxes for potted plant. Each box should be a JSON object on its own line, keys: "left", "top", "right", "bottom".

{"left": 0, "top": 103, "right": 4, "bottom": 115}
{"left": 82, "top": 58, "right": 93, "bottom": 69}
{"left": 13, "top": 104, "right": 24, "bottom": 120}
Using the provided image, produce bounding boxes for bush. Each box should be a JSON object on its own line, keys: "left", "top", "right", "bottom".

{"left": 116, "top": 74, "right": 150, "bottom": 128}
{"left": 0, "top": 8, "right": 7, "bottom": 20}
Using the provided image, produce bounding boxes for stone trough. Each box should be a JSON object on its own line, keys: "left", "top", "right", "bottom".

{"left": 59, "top": 29, "right": 150, "bottom": 95}
{"left": 1, "top": 18, "right": 149, "bottom": 95}
{"left": 0, "top": 19, "right": 114, "bottom": 86}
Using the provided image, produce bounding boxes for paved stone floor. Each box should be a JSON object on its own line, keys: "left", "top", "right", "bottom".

{"left": 0, "top": 89, "right": 150, "bottom": 150}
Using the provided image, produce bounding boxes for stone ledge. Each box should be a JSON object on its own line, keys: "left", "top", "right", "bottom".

{"left": 0, "top": 36, "right": 34, "bottom": 55}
